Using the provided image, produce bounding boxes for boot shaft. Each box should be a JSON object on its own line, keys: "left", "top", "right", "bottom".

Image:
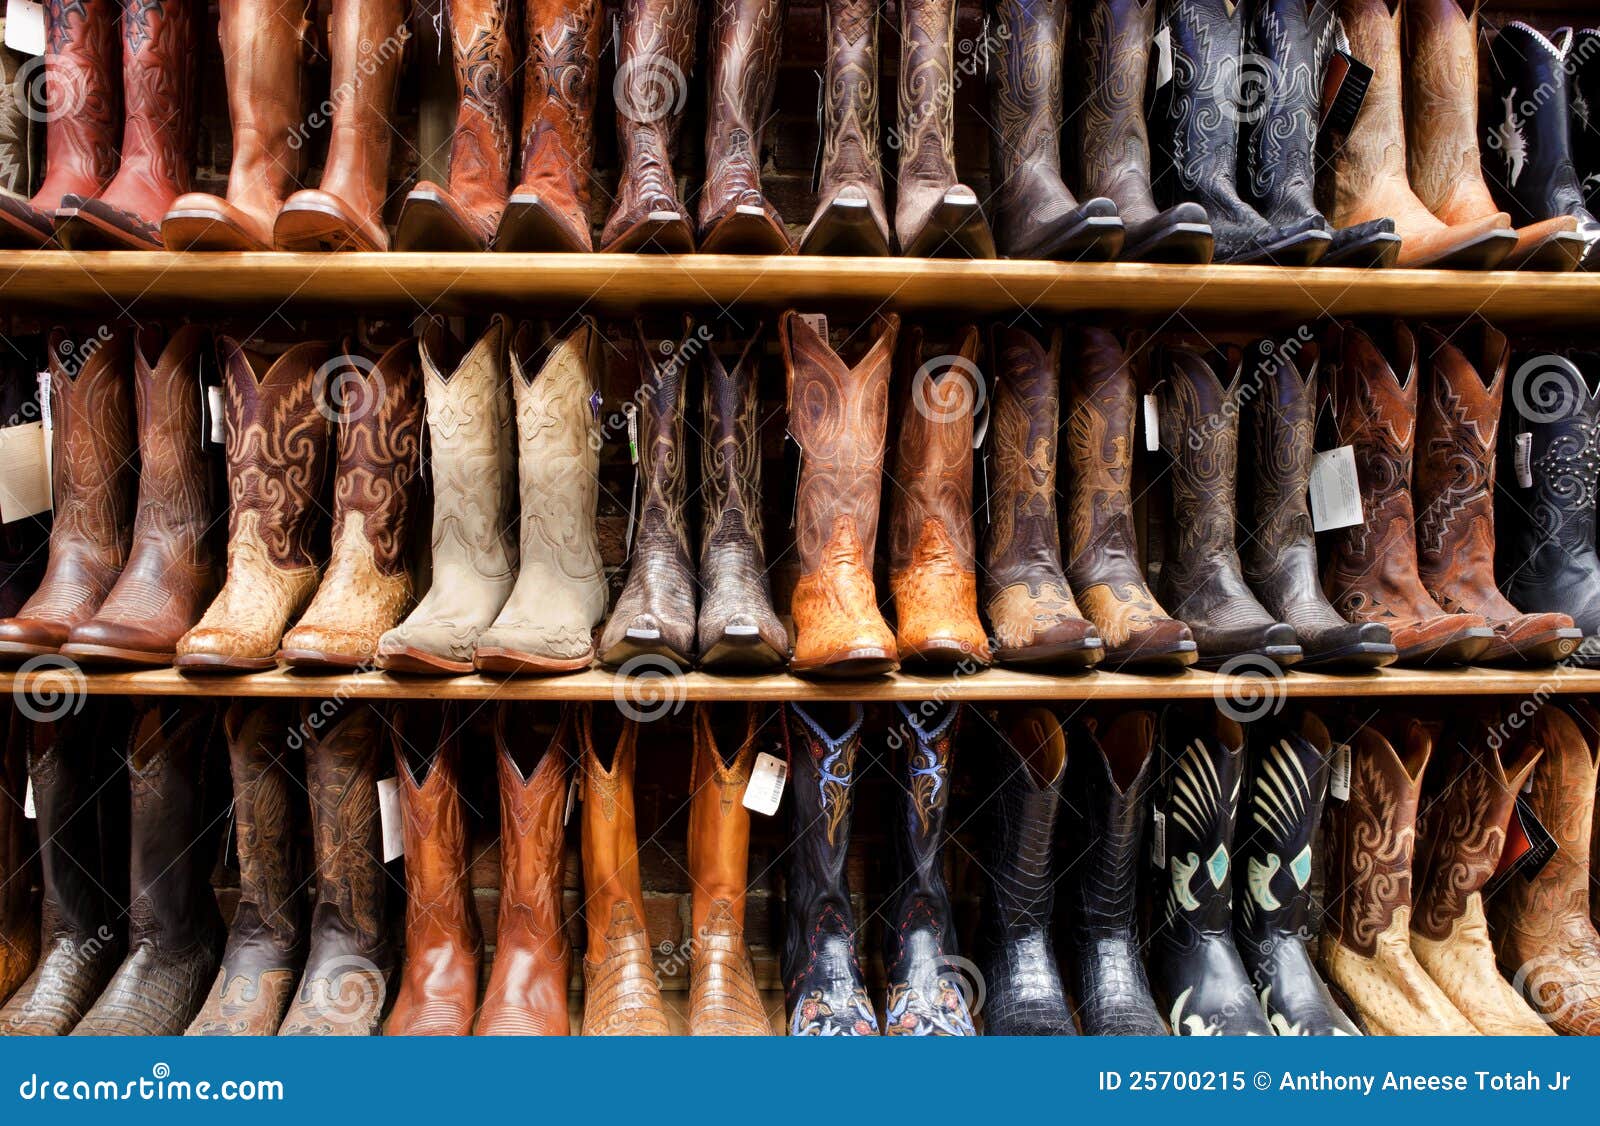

{"left": 688, "top": 703, "right": 757, "bottom": 933}
{"left": 896, "top": 0, "right": 959, "bottom": 188}
{"left": 1155, "top": 710, "right": 1246, "bottom": 937}
{"left": 1243, "top": 0, "right": 1334, "bottom": 221}
{"left": 885, "top": 702, "right": 959, "bottom": 911}
{"left": 492, "top": 702, "right": 573, "bottom": 958}
{"left": 443, "top": 0, "right": 516, "bottom": 195}
{"left": 1502, "top": 350, "right": 1600, "bottom": 557}
{"left": 222, "top": 700, "right": 304, "bottom": 954}
{"left": 1484, "top": 23, "right": 1592, "bottom": 227}
{"left": 1153, "top": 0, "right": 1246, "bottom": 195}
{"left": 1235, "top": 712, "right": 1334, "bottom": 942}
{"left": 982, "top": 707, "right": 1065, "bottom": 931}
{"left": 816, "top": 0, "right": 883, "bottom": 194}
{"left": 631, "top": 320, "right": 693, "bottom": 557}
{"left": 613, "top": 0, "right": 698, "bottom": 161}
{"left": 114, "top": 0, "right": 197, "bottom": 192}
{"left": 1063, "top": 326, "right": 1141, "bottom": 567}
{"left": 989, "top": 0, "right": 1065, "bottom": 190}
{"left": 579, "top": 706, "right": 648, "bottom": 942}
{"left": 782, "top": 703, "right": 861, "bottom": 910}
{"left": 1403, "top": 0, "right": 1496, "bottom": 221}
{"left": 1075, "top": 0, "right": 1161, "bottom": 222}
{"left": 301, "top": 702, "right": 387, "bottom": 958}
{"left": 34, "top": 0, "right": 121, "bottom": 201}
{"left": 889, "top": 324, "right": 979, "bottom": 576}
{"left": 1573, "top": 29, "right": 1600, "bottom": 212}
{"left": 327, "top": 336, "right": 423, "bottom": 579}
{"left": 127, "top": 325, "right": 216, "bottom": 563}
{"left": 984, "top": 325, "right": 1064, "bottom": 589}
{"left": 392, "top": 705, "right": 480, "bottom": 954}
{"left": 1512, "top": 706, "right": 1600, "bottom": 908}
{"left": 700, "top": 331, "right": 768, "bottom": 575}
{"left": 216, "top": 0, "right": 309, "bottom": 204}
{"left": 44, "top": 327, "right": 137, "bottom": 567}
{"left": 320, "top": 0, "right": 408, "bottom": 205}
{"left": 1241, "top": 342, "right": 1318, "bottom": 581}
{"left": 1063, "top": 709, "right": 1156, "bottom": 933}
{"left": 1324, "top": 0, "right": 1408, "bottom": 219}
{"left": 1156, "top": 345, "right": 1247, "bottom": 571}
{"left": 704, "top": 0, "right": 786, "bottom": 191}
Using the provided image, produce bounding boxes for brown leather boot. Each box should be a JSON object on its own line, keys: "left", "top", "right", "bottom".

{"left": 476, "top": 703, "right": 572, "bottom": 1035}
{"left": 280, "top": 338, "right": 424, "bottom": 669}
{"left": 0, "top": 329, "right": 135, "bottom": 660}
{"left": 275, "top": 0, "right": 407, "bottom": 250}
{"left": 162, "top": 0, "right": 309, "bottom": 249}
{"left": 175, "top": 339, "right": 333, "bottom": 672}
{"left": 1321, "top": 322, "right": 1494, "bottom": 665}
{"left": 781, "top": 312, "right": 899, "bottom": 677}
{"left": 0, "top": 713, "right": 39, "bottom": 1007}
{"left": 800, "top": 0, "right": 890, "bottom": 255}
{"left": 889, "top": 325, "right": 990, "bottom": 667}
{"left": 188, "top": 702, "right": 308, "bottom": 1036}
{"left": 578, "top": 707, "right": 668, "bottom": 1035}
{"left": 686, "top": 705, "right": 769, "bottom": 1035}
{"left": 698, "top": 0, "right": 790, "bottom": 253}
{"left": 63, "top": 326, "right": 220, "bottom": 666}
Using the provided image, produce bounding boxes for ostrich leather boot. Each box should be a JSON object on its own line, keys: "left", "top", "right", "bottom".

{"left": 982, "top": 326, "right": 1100, "bottom": 667}
{"left": 1320, "top": 322, "right": 1493, "bottom": 665}
{"left": 698, "top": 0, "right": 790, "bottom": 253}
{"left": 0, "top": 714, "right": 37, "bottom": 1006}
{"left": 781, "top": 312, "right": 899, "bottom": 677}
{"left": 379, "top": 318, "right": 518, "bottom": 674}
{"left": 800, "top": 0, "right": 889, "bottom": 255}
{"left": 175, "top": 339, "right": 332, "bottom": 672}
{"left": 188, "top": 702, "right": 308, "bottom": 1036}
{"left": 1063, "top": 327, "right": 1195, "bottom": 668}
{"left": 889, "top": 325, "right": 989, "bottom": 667}
{"left": 686, "top": 705, "right": 768, "bottom": 1035}
{"left": 63, "top": 326, "right": 220, "bottom": 666}
{"left": 475, "top": 322, "right": 608, "bottom": 674}
{"left": 476, "top": 703, "right": 572, "bottom": 1035}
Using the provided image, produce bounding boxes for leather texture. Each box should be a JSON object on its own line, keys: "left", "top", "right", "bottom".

{"left": 0, "top": 711, "right": 37, "bottom": 1007}
{"left": 800, "top": 0, "right": 889, "bottom": 254}
{"left": 1240, "top": 0, "right": 1327, "bottom": 236}
{"left": 1575, "top": 28, "right": 1600, "bottom": 215}
{"left": 699, "top": 0, "right": 790, "bottom": 252}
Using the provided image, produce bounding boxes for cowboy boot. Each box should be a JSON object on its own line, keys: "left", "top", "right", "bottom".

{"left": 800, "top": 0, "right": 889, "bottom": 255}
{"left": 279, "top": 703, "right": 392, "bottom": 1036}
{"left": 781, "top": 312, "right": 898, "bottom": 676}
{"left": 0, "top": 0, "right": 118, "bottom": 246}
{"left": 1489, "top": 703, "right": 1600, "bottom": 1036}
{"left": 1575, "top": 28, "right": 1600, "bottom": 215}
{"left": 476, "top": 703, "right": 572, "bottom": 1035}
{"left": 782, "top": 703, "right": 876, "bottom": 1035}
{"left": 385, "top": 705, "right": 481, "bottom": 1036}
{"left": 1062, "top": 327, "right": 1195, "bottom": 669}
{"left": 579, "top": 707, "right": 669, "bottom": 1035}
{"left": 175, "top": 339, "right": 332, "bottom": 672}
{"left": 599, "top": 0, "right": 697, "bottom": 252}
{"left": 495, "top": 0, "right": 601, "bottom": 251}
{"left": 1060, "top": 710, "right": 1163, "bottom": 1035}
{"left": 475, "top": 321, "right": 607, "bottom": 673}
{"left": 982, "top": 325, "right": 1100, "bottom": 667}
{"left": 696, "top": 330, "right": 787, "bottom": 669}
{"left": 698, "top": 0, "right": 789, "bottom": 253}
{"left": 275, "top": 0, "right": 407, "bottom": 250}
{"left": 597, "top": 322, "right": 697, "bottom": 669}
{"left": 889, "top": 325, "right": 989, "bottom": 667}
{"left": 396, "top": 0, "right": 515, "bottom": 249}
{"left": 188, "top": 702, "right": 308, "bottom": 1035}
{"left": 974, "top": 706, "right": 1072, "bottom": 1035}
{"left": 1156, "top": 346, "right": 1301, "bottom": 668}
{"left": 1415, "top": 325, "right": 1580, "bottom": 663}
{"left": 1072, "top": 0, "right": 1212, "bottom": 262}
{"left": 0, "top": 711, "right": 36, "bottom": 1007}
{"left": 63, "top": 326, "right": 220, "bottom": 666}
{"left": 379, "top": 318, "right": 518, "bottom": 674}
{"left": 1320, "top": 321, "right": 1494, "bottom": 665}
{"left": 1234, "top": 712, "right": 1359, "bottom": 1035}
{"left": 987, "top": 0, "right": 1121, "bottom": 260}
{"left": 686, "top": 704, "right": 768, "bottom": 1035}
{"left": 162, "top": 0, "right": 309, "bottom": 249}
{"left": 0, "top": 328, "right": 135, "bottom": 660}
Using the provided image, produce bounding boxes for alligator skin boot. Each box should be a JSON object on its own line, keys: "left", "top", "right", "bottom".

{"left": 1235, "top": 713, "right": 1359, "bottom": 1035}
{"left": 781, "top": 312, "right": 899, "bottom": 676}
{"left": 983, "top": 326, "right": 1100, "bottom": 666}
{"left": 597, "top": 322, "right": 697, "bottom": 669}
{"left": 800, "top": 0, "right": 891, "bottom": 255}
{"left": 175, "top": 339, "right": 332, "bottom": 672}
{"left": 1241, "top": 343, "right": 1394, "bottom": 668}
{"left": 63, "top": 326, "right": 219, "bottom": 666}
{"left": 1148, "top": 709, "right": 1273, "bottom": 1036}
{"left": 475, "top": 321, "right": 607, "bottom": 673}
{"left": 396, "top": 0, "right": 514, "bottom": 249}
{"left": 974, "top": 706, "right": 1073, "bottom": 1035}
{"left": 698, "top": 0, "right": 790, "bottom": 253}
{"left": 1063, "top": 327, "right": 1195, "bottom": 668}
{"left": 162, "top": 0, "right": 309, "bottom": 249}
{"left": 386, "top": 706, "right": 482, "bottom": 1036}
{"left": 1320, "top": 322, "right": 1493, "bottom": 665}
{"left": 279, "top": 703, "right": 392, "bottom": 1036}
{"left": 579, "top": 708, "right": 669, "bottom": 1035}
{"left": 1156, "top": 346, "right": 1301, "bottom": 668}
{"left": 1415, "top": 326, "right": 1580, "bottom": 663}
{"left": 0, "top": 713, "right": 37, "bottom": 1007}
{"left": 599, "top": 0, "right": 698, "bottom": 252}
{"left": 695, "top": 331, "right": 787, "bottom": 669}
{"left": 889, "top": 325, "right": 990, "bottom": 667}
{"left": 274, "top": 0, "right": 407, "bottom": 250}
{"left": 279, "top": 339, "right": 424, "bottom": 668}
{"left": 379, "top": 318, "right": 517, "bottom": 674}
{"left": 783, "top": 703, "right": 876, "bottom": 1035}
{"left": 74, "top": 702, "right": 224, "bottom": 1035}
{"left": 1489, "top": 703, "right": 1600, "bottom": 1036}
{"left": 496, "top": 0, "right": 601, "bottom": 251}
{"left": 1061, "top": 710, "right": 1164, "bottom": 1035}
{"left": 188, "top": 702, "right": 308, "bottom": 1035}
{"left": 987, "top": 0, "right": 1121, "bottom": 260}
{"left": 686, "top": 705, "right": 769, "bottom": 1036}
{"left": 1319, "top": 719, "right": 1478, "bottom": 1035}
{"left": 476, "top": 703, "right": 572, "bottom": 1035}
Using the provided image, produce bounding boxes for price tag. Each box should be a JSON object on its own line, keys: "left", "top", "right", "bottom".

{"left": 742, "top": 752, "right": 788, "bottom": 817}
{"left": 1309, "top": 445, "right": 1363, "bottom": 532}
{"left": 1330, "top": 743, "right": 1352, "bottom": 802}
{"left": 1143, "top": 393, "right": 1160, "bottom": 452}
{"left": 5, "top": 0, "right": 47, "bottom": 56}
{"left": 377, "top": 778, "right": 404, "bottom": 862}
{"left": 1514, "top": 432, "right": 1533, "bottom": 488}
{"left": 0, "top": 422, "right": 52, "bottom": 522}
{"left": 23, "top": 778, "right": 35, "bottom": 820}
{"left": 206, "top": 385, "right": 226, "bottom": 445}
{"left": 799, "top": 314, "right": 828, "bottom": 340}
{"left": 1150, "top": 809, "right": 1167, "bottom": 867}
{"left": 1153, "top": 26, "right": 1173, "bottom": 90}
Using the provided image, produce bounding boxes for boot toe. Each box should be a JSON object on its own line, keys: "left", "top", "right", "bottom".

{"left": 278, "top": 623, "right": 381, "bottom": 666}
{"left": 0, "top": 617, "right": 69, "bottom": 657}
{"left": 61, "top": 619, "right": 180, "bottom": 664}
{"left": 162, "top": 193, "right": 274, "bottom": 251}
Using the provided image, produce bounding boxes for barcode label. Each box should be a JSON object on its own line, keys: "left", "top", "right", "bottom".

{"left": 1151, "top": 809, "right": 1167, "bottom": 867}
{"left": 742, "top": 752, "right": 788, "bottom": 817}
{"left": 1330, "top": 744, "right": 1352, "bottom": 802}
{"left": 1514, "top": 432, "right": 1533, "bottom": 488}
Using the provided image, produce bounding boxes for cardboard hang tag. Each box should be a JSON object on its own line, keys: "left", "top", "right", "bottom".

{"left": 0, "top": 422, "right": 52, "bottom": 523}
{"left": 1152, "top": 26, "right": 1174, "bottom": 91}
{"left": 742, "top": 752, "right": 788, "bottom": 817}
{"left": 4, "top": 0, "right": 47, "bottom": 56}
{"left": 1309, "top": 445, "right": 1363, "bottom": 532}
{"left": 1320, "top": 50, "right": 1373, "bottom": 136}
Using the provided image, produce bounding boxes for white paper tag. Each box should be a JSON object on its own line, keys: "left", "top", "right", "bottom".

{"left": 36, "top": 371, "right": 50, "bottom": 431}
{"left": 5, "top": 0, "right": 47, "bottom": 56}
{"left": 0, "top": 422, "right": 53, "bottom": 523}
{"left": 1153, "top": 26, "right": 1174, "bottom": 90}
{"left": 799, "top": 314, "right": 828, "bottom": 341}
{"left": 1309, "top": 445, "right": 1363, "bottom": 532}
{"left": 1142, "top": 393, "right": 1160, "bottom": 452}
{"left": 1514, "top": 432, "right": 1533, "bottom": 488}
{"left": 742, "top": 752, "right": 788, "bottom": 817}
{"left": 377, "top": 778, "right": 404, "bottom": 862}
{"left": 1330, "top": 744, "right": 1352, "bottom": 802}
{"left": 563, "top": 774, "right": 580, "bottom": 826}
{"left": 1151, "top": 809, "right": 1167, "bottom": 867}
{"left": 971, "top": 394, "right": 990, "bottom": 450}
{"left": 206, "top": 386, "right": 226, "bottom": 445}
{"left": 23, "top": 778, "right": 35, "bottom": 820}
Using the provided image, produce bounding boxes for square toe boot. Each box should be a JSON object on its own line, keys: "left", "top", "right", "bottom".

{"left": 799, "top": 0, "right": 891, "bottom": 256}
{"left": 0, "top": 713, "right": 38, "bottom": 1007}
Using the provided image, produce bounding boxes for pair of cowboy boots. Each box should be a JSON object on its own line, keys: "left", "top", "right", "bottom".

{"left": 0, "top": 711, "right": 39, "bottom": 1008}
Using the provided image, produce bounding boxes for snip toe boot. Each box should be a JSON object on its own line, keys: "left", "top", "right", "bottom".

{"left": 800, "top": 0, "right": 891, "bottom": 255}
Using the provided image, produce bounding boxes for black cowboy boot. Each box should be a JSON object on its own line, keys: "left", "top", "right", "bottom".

{"left": 975, "top": 707, "right": 1075, "bottom": 1035}
{"left": 1061, "top": 710, "right": 1164, "bottom": 1035}
{"left": 1234, "top": 712, "right": 1359, "bottom": 1035}
{"left": 1572, "top": 29, "right": 1600, "bottom": 215}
